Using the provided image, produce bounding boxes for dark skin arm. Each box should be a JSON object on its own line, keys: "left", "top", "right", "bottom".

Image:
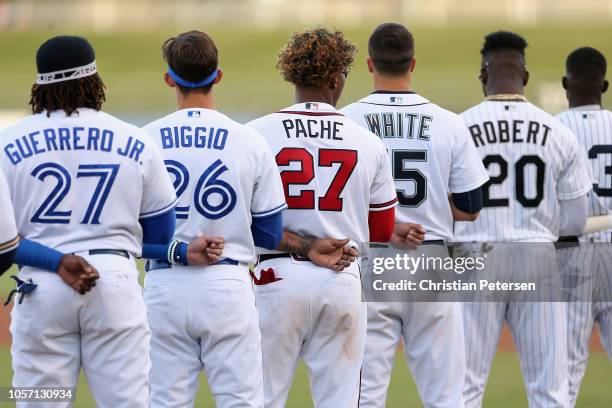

{"left": 278, "top": 231, "right": 358, "bottom": 272}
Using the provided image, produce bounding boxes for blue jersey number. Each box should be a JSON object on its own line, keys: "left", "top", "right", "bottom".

{"left": 164, "top": 159, "right": 236, "bottom": 220}
{"left": 30, "top": 162, "right": 119, "bottom": 225}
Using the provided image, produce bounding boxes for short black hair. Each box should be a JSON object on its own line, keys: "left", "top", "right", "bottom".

{"left": 566, "top": 47, "right": 607, "bottom": 78}
{"left": 481, "top": 31, "right": 528, "bottom": 57}
{"left": 368, "top": 23, "right": 414, "bottom": 75}
{"left": 162, "top": 30, "right": 218, "bottom": 94}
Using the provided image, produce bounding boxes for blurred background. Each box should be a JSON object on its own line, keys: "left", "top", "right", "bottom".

{"left": 0, "top": 0, "right": 612, "bottom": 126}
{"left": 0, "top": 0, "right": 611, "bottom": 407}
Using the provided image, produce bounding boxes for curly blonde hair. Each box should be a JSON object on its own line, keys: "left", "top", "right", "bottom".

{"left": 277, "top": 28, "right": 356, "bottom": 88}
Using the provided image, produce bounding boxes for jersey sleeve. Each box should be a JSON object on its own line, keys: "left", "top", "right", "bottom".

{"left": 139, "top": 137, "right": 178, "bottom": 219}
{"left": 0, "top": 170, "right": 19, "bottom": 254}
{"left": 449, "top": 123, "right": 490, "bottom": 193}
{"left": 251, "top": 138, "right": 287, "bottom": 218}
{"left": 369, "top": 141, "right": 399, "bottom": 212}
{"left": 557, "top": 134, "right": 592, "bottom": 201}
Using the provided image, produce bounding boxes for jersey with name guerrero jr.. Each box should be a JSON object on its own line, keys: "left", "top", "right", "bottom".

{"left": 557, "top": 106, "right": 612, "bottom": 243}
{"left": 247, "top": 102, "right": 398, "bottom": 246}
{"left": 143, "top": 108, "right": 287, "bottom": 263}
{"left": 0, "top": 169, "right": 18, "bottom": 254}
{"left": 456, "top": 100, "right": 592, "bottom": 242}
{"left": 0, "top": 108, "right": 177, "bottom": 255}
{"left": 341, "top": 92, "right": 489, "bottom": 241}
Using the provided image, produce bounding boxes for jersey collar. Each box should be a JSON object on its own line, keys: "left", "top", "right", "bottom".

{"left": 277, "top": 102, "right": 344, "bottom": 116}
{"left": 570, "top": 104, "right": 602, "bottom": 111}
{"left": 357, "top": 92, "right": 430, "bottom": 107}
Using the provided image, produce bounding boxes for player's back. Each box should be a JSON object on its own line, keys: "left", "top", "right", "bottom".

{"left": 557, "top": 107, "right": 612, "bottom": 242}
{"left": 341, "top": 92, "right": 488, "bottom": 241}
{"left": 0, "top": 109, "right": 176, "bottom": 254}
{"left": 143, "top": 108, "right": 286, "bottom": 263}
{"left": 456, "top": 100, "right": 591, "bottom": 242}
{"left": 247, "top": 102, "right": 397, "bottom": 244}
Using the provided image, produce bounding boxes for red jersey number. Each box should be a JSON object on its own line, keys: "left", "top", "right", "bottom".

{"left": 276, "top": 148, "right": 357, "bottom": 211}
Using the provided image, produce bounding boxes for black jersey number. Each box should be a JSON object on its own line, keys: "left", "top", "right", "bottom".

{"left": 588, "top": 145, "right": 612, "bottom": 197}
{"left": 392, "top": 150, "right": 427, "bottom": 207}
{"left": 482, "top": 154, "right": 545, "bottom": 208}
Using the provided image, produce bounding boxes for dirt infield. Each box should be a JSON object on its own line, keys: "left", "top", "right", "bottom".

{"left": 0, "top": 304, "right": 604, "bottom": 351}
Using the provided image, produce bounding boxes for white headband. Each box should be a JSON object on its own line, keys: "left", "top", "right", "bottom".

{"left": 36, "top": 60, "right": 97, "bottom": 85}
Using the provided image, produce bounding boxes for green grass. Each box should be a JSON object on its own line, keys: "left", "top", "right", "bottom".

{"left": 1, "top": 24, "right": 612, "bottom": 120}
{"left": 0, "top": 345, "right": 608, "bottom": 407}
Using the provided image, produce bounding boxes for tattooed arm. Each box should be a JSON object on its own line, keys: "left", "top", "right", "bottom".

{"left": 277, "top": 231, "right": 358, "bottom": 271}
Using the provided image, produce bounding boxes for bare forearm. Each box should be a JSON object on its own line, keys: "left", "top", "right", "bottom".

{"left": 277, "top": 231, "right": 314, "bottom": 257}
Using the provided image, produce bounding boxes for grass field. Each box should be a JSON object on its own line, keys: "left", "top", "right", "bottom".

{"left": 0, "top": 24, "right": 612, "bottom": 121}
{"left": 0, "top": 345, "right": 608, "bottom": 407}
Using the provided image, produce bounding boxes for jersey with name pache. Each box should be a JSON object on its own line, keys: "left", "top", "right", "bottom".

{"left": 247, "top": 102, "right": 398, "bottom": 246}
{"left": 0, "top": 108, "right": 177, "bottom": 255}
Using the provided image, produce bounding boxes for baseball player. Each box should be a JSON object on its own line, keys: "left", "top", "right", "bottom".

{"left": 341, "top": 23, "right": 489, "bottom": 408}
{"left": 456, "top": 32, "right": 592, "bottom": 408}
{"left": 140, "top": 30, "right": 288, "bottom": 408}
{"left": 0, "top": 36, "right": 178, "bottom": 408}
{"left": 140, "top": 30, "right": 354, "bottom": 407}
{"left": 556, "top": 47, "right": 612, "bottom": 406}
{"left": 0, "top": 170, "right": 18, "bottom": 273}
{"left": 247, "top": 28, "right": 399, "bottom": 407}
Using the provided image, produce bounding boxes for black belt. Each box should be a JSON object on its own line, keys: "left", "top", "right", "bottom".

{"left": 146, "top": 258, "right": 239, "bottom": 272}
{"left": 257, "top": 253, "right": 309, "bottom": 264}
{"left": 85, "top": 249, "right": 130, "bottom": 258}
{"left": 555, "top": 236, "right": 580, "bottom": 249}
{"left": 422, "top": 240, "right": 445, "bottom": 245}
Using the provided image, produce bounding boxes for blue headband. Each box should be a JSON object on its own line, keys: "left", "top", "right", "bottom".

{"left": 167, "top": 66, "right": 218, "bottom": 88}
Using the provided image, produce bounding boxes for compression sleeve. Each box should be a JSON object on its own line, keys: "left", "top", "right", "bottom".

{"left": 141, "top": 208, "right": 185, "bottom": 263}
{"left": 559, "top": 194, "right": 588, "bottom": 237}
{"left": 451, "top": 185, "right": 483, "bottom": 214}
{"left": 140, "top": 208, "right": 176, "bottom": 245}
{"left": 0, "top": 248, "right": 16, "bottom": 275}
{"left": 368, "top": 207, "right": 395, "bottom": 243}
{"left": 251, "top": 211, "right": 284, "bottom": 250}
{"left": 14, "top": 239, "right": 63, "bottom": 273}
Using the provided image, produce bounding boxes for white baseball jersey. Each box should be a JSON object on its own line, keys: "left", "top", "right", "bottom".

{"left": 341, "top": 92, "right": 489, "bottom": 241}
{"left": 456, "top": 100, "right": 592, "bottom": 242}
{"left": 557, "top": 105, "right": 612, "bottom": 242}
{"left": 143, "top": 108, "right": 287, "bottom": 263}
{"left": 247, "top": 102, "right": 398, "bottom": 245}
{"left": 0, "top": 169, "right": 18, "bottom": 254}
{"left": 0, "top": 108, "right": 177, "bottom": 255}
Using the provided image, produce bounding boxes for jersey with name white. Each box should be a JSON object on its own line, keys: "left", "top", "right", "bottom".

{"left": 247, "top": 102, "right": 398, "bottom": 246}
{"left": 143, "top": 108, "right": 287, "bottom": 263}
{"left": 557, "top": 106, "right": 612, "bottom": 243}
{"left": 341, "top": 92, "right": 489, "bottom": 241}
{"left": 456, "top": 101, "right": 591, "bottom": 242}
{"left": 0, "top": 109, "right": 177, "bottom": 255}
{"left": 0, "top": 169, "right": 18, "bottom": 254}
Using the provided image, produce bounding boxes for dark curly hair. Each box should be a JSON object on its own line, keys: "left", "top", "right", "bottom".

{"left": 30, "top": 74, "right": 106, "bottom": 117}
{"left": 481, "top": 31, "right": 528, "bottom": 56}
{"left": 277, "top": 28, "right": 356, "bottom": 88}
